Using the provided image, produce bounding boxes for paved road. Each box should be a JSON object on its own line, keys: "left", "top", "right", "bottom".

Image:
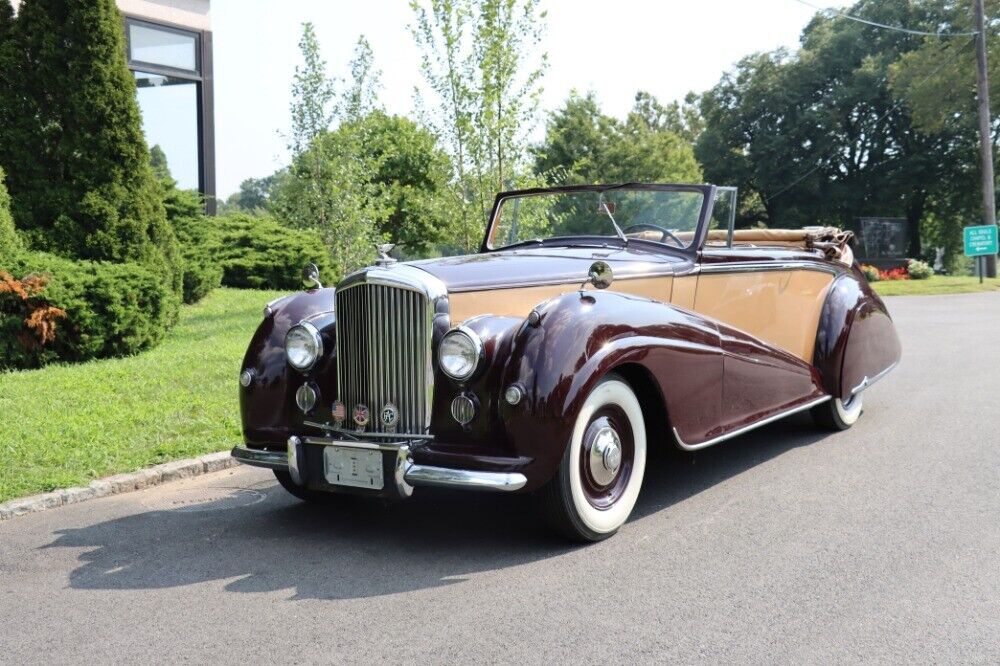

{"left": 2, "top": 292, "right": 999, "bottom": 664}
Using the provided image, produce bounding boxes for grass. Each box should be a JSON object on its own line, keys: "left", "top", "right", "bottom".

{"left": 0, "top": 287, "right": 284, "bottom": 503}
{"left": 871, "top": 275, "right": 1000, "bottom": 296}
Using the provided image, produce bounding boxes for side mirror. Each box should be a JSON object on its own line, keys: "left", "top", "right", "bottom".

{"left": 302, "top": 263, "right": 322, "bottom": 290}
{"left": 588, "top": 261, "right": 613, "bottom": 289}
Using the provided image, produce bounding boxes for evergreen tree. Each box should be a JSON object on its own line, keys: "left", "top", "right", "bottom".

{"left": 0, "top": 167, "right": 20, "bottom": 265}
{"left": 0, "top": 0, "right": 179, "bottom": 287}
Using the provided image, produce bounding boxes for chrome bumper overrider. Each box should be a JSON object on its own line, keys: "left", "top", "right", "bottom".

{"left": 231, "top": 441, "right": 527, "bottom": 494}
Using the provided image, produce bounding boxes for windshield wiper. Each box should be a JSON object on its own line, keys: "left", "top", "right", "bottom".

{"left": 600, "top": 200, "right": 628, "bottom": 245}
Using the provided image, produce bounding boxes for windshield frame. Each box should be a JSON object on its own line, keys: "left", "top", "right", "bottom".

{"left": 481, "top": 183, "right": 718, "bottom": 256}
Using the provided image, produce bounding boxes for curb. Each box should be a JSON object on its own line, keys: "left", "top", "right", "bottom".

{"left": 0, "top": 451, "right": 240, "bottom": 522}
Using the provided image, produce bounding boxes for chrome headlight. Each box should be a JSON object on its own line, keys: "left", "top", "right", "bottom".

{"left": 285, "top": 322, "right": 323, "bottom": 371}
{"left": 438, "top": 326, "right": 483, "bottom": 380}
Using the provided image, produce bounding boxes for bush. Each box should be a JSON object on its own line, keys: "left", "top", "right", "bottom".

{"left": 0, "top": 166, "right": 21, "bottom": 264}
{"left": 879, "top": 267, "right": 909, "bottom": 281}
{"left": 211, "top": 214, "right": 332, "bottom": 290}
{"left": 907, "top": 258, "right": 933, "bottom": 280}
{"left": 163, "top": 185, "right": 222, "bottom": 304}
{"left": 1, "top": 252, "right": 174, "bottom": 369}
{"left": 859, "top": 264, "right": 880, "bottom": 282}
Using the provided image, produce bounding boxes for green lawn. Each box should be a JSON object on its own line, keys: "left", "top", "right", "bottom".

{"left": 871, "top": 275, "right": 1000, "bottom": 296}
{"left": 0, "top": 287, "right": 284, "bottom": 503}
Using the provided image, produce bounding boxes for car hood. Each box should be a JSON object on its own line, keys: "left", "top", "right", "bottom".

{"left": 408, "top": 246, "right": 688, "bottom": 292}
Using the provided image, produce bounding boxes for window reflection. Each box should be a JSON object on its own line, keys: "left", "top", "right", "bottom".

{"left": 135, "top": 72, "right": 199, "bottom": 190}
{"left": 129, "top": 23, "right": 197, "bottom": 71}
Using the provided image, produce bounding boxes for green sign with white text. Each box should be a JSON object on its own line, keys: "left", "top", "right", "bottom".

{"left": 964, "top": 225, "right": 998, "bottom": 257}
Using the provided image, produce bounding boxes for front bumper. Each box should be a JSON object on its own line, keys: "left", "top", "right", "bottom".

{"left": 232, "top": 437, "right": 527, "bottom": 496}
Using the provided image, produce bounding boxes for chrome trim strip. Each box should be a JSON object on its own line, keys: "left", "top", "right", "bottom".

{"left": 301, "top": 435, "right": 405, "bottom": 451}
{"left": 672, "top": 395, "right": 832, "bottom": 451}
{"left": 850, "top": 361, "right": 898, "bottom": 395}
{"left": 444, "top": 270, "right": 678, "bottom": 293}
{"left": 231, "top": 445, "right": 289, "bottom": 471}
{"left": 403, "top": 461, "right": 527, "bottom": 492}
{"left": 696, "top": 261, "right": 841, "bottom": 276}
{"left": 303, "top": 421, "right": 435, "bottom": 440}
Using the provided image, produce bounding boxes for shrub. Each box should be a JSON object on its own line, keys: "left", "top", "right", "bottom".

{"left": 161, "top": 183, "right": 222, "bottom": 304}
{"left": 0, "top": 166, "right": 20, "bottom": 265}
{"left": 907, "top": 258, "right": 933, "bottom": 280}
{"left": 1, "top": 252, "right": 173, "bottom": 369}
{"left": 879, "top": 266, "right": 909, "bottom": 281}
{"left": 859, "top": 264, "right": 880, "bottom": 282}
{"left": 211, "top": 214, "right": 332, "bottom": 290}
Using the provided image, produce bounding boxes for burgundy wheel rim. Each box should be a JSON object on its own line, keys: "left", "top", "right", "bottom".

{"left": 578, "top": 406, "right": 634, "bottom": 510}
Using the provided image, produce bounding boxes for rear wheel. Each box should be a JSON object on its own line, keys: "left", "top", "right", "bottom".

{"left": 811, "top": 394, "right": 863, "bottom": 431}
{"left": 539, "top": 375, "right": 647, "bottom": 542}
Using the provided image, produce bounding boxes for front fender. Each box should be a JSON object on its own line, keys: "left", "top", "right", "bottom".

{"left": 239, "top": 287, "right": 336, "bottom": 448}
{"left": 814, "top": 271, "right": 901, "bottom": 398}
{"left": 496, "top": 291, "right": 724, "bottom": 491}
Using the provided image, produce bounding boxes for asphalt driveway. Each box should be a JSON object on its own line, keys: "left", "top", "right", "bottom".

{"left": 1, "top": 292, "right": 998, "bottom": 664}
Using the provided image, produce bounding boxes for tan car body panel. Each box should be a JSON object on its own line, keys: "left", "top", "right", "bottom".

{"left": 691, "top": 270, "right": 834, "bottom": 363}
{"left": 449, "top": 268, "right": 832, "bottom": 363}
{"left": 448, "top": 275, "right": 674, "bottom": 324}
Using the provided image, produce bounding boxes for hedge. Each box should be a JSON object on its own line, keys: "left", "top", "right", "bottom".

{"left": 211, "top": 213, "right": 332, "bottom": 290}
{"left": 164, "top": 186, "right": 222, "bottom": 304}
{"left": 1, "top": 251, "right": 174, "bottom": 369}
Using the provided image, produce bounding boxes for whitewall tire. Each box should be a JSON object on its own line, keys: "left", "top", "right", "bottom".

{"left": 539, "top": 375, "right": 647, "bottom": 541}
{"left": 811, "top": 393, "right": 863, "bottom": 431}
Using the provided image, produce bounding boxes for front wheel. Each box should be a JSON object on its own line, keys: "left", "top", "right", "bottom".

{"left": 811, "top": 394, "right": 863, "bottom": 431}
{"left": 539, "top": 375, "right": 647, "bottom": 542}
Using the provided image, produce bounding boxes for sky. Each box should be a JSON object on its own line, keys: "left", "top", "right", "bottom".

{"left": 211, "top": 0, "right": 853, "bottom": 198}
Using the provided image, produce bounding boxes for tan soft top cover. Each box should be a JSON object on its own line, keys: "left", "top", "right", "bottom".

{"left": 658, "top": 226, "right": 854, "bottom": 263}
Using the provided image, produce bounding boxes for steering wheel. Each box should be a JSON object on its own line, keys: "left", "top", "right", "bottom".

{"left": 622, "top": 223, "right": 684, "bottom": 248}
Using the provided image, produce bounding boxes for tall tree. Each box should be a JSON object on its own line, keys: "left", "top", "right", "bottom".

{"left": 0, "top": 0, "right": 177, "bottom": 283}
{"left": 696, "top": 0, "right": 970, "bottom": 254}
{"left": 410, "top": 0, "right": 547, "bottom": 252}
{"left": 273, "top": 24, "right": 384, "bottom": 279}
{"left": 534, "top": 91, "right": 703, "bottom": 186}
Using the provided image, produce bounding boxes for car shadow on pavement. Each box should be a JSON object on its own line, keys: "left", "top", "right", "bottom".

{"left": 43, "top": 414, "right": 830, "bottom": 601}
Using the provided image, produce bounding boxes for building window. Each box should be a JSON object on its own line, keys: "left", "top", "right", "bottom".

{"left": 125, "top": 17, "right": 215, "bottom": 211}
{"left": 134, "top": 72, "right": 200, "bottom": 190}
{"left": 128, "top": 22, "right": 198, "bottom": 72}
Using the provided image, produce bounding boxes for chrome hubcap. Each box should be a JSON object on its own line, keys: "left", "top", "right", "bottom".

{"left": 589, "top": 426, "right": 622, "bottom": 486}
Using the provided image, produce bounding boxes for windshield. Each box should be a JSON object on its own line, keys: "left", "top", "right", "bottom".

{"left": 487, "top": 187, "right": 707, "bottom": 250}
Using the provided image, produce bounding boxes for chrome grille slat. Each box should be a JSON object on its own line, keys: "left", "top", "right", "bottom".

{"left": 335, "top": 281, "right": 430, "bottom": 436}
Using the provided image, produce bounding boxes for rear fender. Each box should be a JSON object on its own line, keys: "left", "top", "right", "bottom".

{"left": 814, "top": 272, "right": 901, "bottom": 398}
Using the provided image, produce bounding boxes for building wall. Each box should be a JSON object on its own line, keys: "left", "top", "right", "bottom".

{"left": 117, "top": 0, "right": 210, "bottom": 31}
{"left": 11, "top": 0, "right": 210, "bottom": 30}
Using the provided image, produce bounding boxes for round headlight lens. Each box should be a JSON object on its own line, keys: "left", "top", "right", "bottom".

{"left": 285, "top": 322, "right": 323, "bottom": 371}
{"left": 438, "top": 328, "right": 482, "bottom": 380}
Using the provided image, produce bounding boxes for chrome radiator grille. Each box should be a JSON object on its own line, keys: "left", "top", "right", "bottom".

{"left": 335, "top": 283, "right": 430, "bottom": 435}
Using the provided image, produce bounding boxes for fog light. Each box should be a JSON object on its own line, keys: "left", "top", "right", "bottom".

{"left": 504, "top": 384, "right": 523, "bottom": 405}
{"left": 451, "top": 394, "right": 476, "bottom": 425}
{"left": 240, "top": 369, "right": 255, "bottom": 388}
{"left": 295, "top": 383, "right": 318, "bottom": 413}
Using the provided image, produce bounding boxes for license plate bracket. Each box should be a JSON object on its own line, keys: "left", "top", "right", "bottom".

{"left": 322, "top": 446, "right": 384, "bottom": 490}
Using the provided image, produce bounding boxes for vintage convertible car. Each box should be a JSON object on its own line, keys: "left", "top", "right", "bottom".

{"left": 232, "top": 183, "right": 900, "bottom": 541}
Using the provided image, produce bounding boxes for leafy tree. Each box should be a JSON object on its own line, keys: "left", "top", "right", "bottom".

{"left": 535, "top": 91, "right": 702, "bottom": 185}
{"left": 696, "top": 0, "right": 971, "bottom": 254}
{"left": 0, "top": 0, "right": 179, "bottom": 293}
{"left": 410, "top": 0, "right": 547, "bottom": 252}
{"left": 273, "top": 24, "right": 382, "bottom": 279}
{"left": 223, "top": 175, "right": 282, "bottom": 213}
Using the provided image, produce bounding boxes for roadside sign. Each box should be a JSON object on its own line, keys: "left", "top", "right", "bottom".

{"left": 963, "top": 224, "right": 998, "bottom": 257}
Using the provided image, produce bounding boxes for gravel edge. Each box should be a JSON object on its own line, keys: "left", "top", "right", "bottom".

{"left": 0, "top": 451, "right": 239, "bottom": 521}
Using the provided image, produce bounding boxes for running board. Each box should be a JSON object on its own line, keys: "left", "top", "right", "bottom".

{"left": 672, "top": 395, "right": 831, "bottom": 451}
